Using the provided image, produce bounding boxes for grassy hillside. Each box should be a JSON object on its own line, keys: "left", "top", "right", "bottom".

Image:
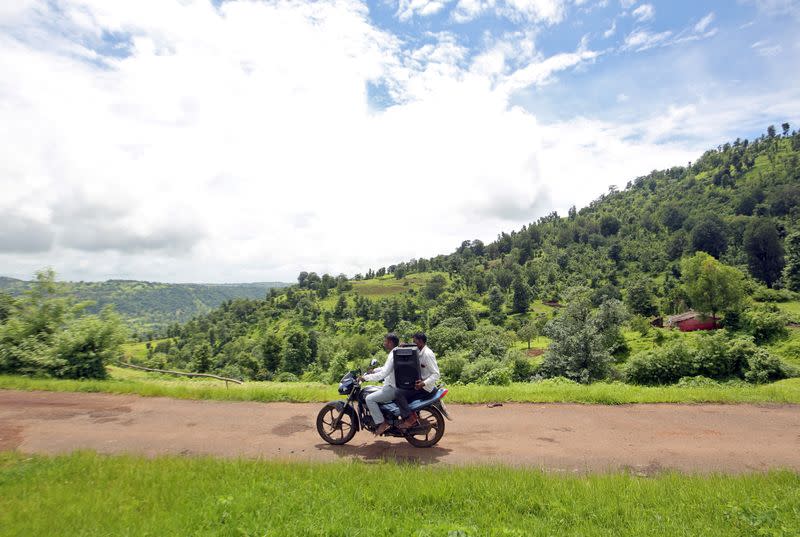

{"left": 0, "top": 277, "right": 288, "bottom": 338}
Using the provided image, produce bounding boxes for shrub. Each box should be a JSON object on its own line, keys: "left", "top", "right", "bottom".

{"left": 439, "top": 354, "right": 467, "bottom": 384}
{"left": 675, "top": 375, "right": 721, "bottom": 388}
{"left": 461, "top": 358, "right": 499, "bottom": 384}
{"left": 274, "top": 372, "right": 299, "bottom": 382}
{"left": 743, "top": 306, "right": 788, "bottom": 343}
{"left": 629, "top": 315, "right": 651, "bottom": 337}
{"left": 508, "top": 353, "right": 537, "bottom": 382}
{"left": 744, "top": 350, "right": 795, "bottom": 384}
{"left": 693, "top": 331, "right": 749, "bottom": 380}
{"left": 624, "top": 341, "right": 695, "bottom": 385}
{"left": 482, "top": 367, "right": 512, "bottom": 386}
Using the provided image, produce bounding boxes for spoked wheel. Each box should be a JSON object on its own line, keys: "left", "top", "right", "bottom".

{"left": 316, "top": 404, "right": 357, "bottom": 445}
{"left": 404, "top": 406, "right": 445, "bottom": 448}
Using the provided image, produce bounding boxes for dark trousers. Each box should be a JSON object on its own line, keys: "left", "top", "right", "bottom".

{"left": 394, "top": 387, "right": 431, "bottom": 419}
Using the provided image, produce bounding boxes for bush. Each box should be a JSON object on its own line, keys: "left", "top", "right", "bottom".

{"left": 675, "top": 375, "right": 720, "bottom": 388}
{"left": 508, "top": 352, "right": 537, "bottom": 382}
{"left": 438, "top": 354, "right": 467, "bottom": 384}
{"left": 625, "top": 331, "right": 792, "bottom": 385}
{"left": 743, "top": 306, "right": 788, "bottom": 343}
{"left": 744, "top": 350, "right": 795, "bottom": 384}
{"left": 482, "top": 367, "right": 512, "bottom": 386}
{"left": 461, "top": 358, "right": 499, "bottom": 384}
{"left": 274, "top": 372, "right": 299, "bottom": 382}
{"left": 751, "top": 286, "right": 795, "bottom": 303}
{"left": 629, "top": 315, "right": 651, "bottom": 337}
{"left": 624, "top": 341, "right": 695, "bottom": 385}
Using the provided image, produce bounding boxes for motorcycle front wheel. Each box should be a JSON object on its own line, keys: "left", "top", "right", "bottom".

{"left": 404, "top": 406, "right": 445, "bottom": 448}
{"left": 316, "top": 403, "right": 357, "bottom": 445}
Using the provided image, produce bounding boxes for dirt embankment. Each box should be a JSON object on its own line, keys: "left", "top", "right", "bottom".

{"left": 1, "top": 390, "right": 799, "bottom": 473}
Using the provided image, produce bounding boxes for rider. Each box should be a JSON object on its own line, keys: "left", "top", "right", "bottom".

{"left": 360, "top": 333, "right": 400, "bottom": 436}
{"left": 394, "top": 332, "right": 440, "bottom": 429}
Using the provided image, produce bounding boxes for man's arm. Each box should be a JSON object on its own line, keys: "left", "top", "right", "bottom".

{"left": 363, "top": 352, "right": 394, "bottom": 382}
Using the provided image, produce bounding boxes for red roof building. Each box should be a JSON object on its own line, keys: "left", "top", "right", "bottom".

{"left": 666, "top": 311, "right": 717, "bottom": 332}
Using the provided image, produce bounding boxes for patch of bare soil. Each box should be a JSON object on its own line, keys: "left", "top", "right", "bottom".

{"left": 1, "top": 390, "right": 799, "bottom": 473}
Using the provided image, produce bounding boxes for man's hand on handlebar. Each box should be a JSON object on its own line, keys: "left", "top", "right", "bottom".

{"left": 414, "top": 380, "right": 425, "bottom": 390}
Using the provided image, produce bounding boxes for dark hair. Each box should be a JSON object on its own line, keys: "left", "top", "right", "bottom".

{"left": 384, "top": 333, "right": 400, "bottom": 347}
{"left": 412, "top": 332, "right": 427, "bottom": 344}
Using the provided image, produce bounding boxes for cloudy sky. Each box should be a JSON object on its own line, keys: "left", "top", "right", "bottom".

{"left": 1, "top": 0, "right": 798, "bottom": 283}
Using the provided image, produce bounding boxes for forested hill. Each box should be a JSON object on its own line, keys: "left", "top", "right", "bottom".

{"left": 0, "top": 277, "right": 288, "bottom": 338}
{"left": 129, "top": 126, "right": 800, "bottom": 382}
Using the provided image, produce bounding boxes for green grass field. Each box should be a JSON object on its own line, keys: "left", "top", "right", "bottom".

{"left": 350, "top": 272, "right": 447, "bottom": 298}
{"left": 1, "top": 451, "right": 798, "bottom": 536}
{"left": 3, "top": 366, "right": 800, "bottom": 404}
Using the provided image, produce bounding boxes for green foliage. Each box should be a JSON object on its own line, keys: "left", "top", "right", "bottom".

{"left": 281, "top": 329, "right": 312, "bottom": 375}
{"left": 487, "top": 285, "right": 506, "bottom": 325}
{"left": 461, "top": 357, "right": 501, "bottom": 384}
{"left": 423, "top": 274, "right": 447, "bottom": 299}
{"left": 681, "top": 252, "right": 746, "bottom": 317}
{"left": 539, "top": 288, "right": 626, "bottom": 383}
{"left": 744, "top": 219, "right": 785, "bottom": 286}
{"left": 691, "top": 214, "right": 727, "bottom": 258}
{"left": 428, "top": 317, "right": 469, "bottom": 355}
{"left": 625, "top": 277, "right": 658, "bottom": 316}
{"left": 783, "top": 231, "right": 800, "bottom": 292}
{"left": 743, "top": 305, "right": 789, "bottom": 343}
{"left": 625, "top": 331, "right": 793, "bottom": 385}
{"left": 0, "top": 270, "right": 127, "bottom": 379}
{"left": 511, "top": 277, "right": 531, "bottom": 314}
{"left": 438, "top": 354, "right": 467, "bottom": 384}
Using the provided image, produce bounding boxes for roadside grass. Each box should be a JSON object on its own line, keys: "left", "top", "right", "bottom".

{"left": 1, "top": 452, "right": 798, "bottom": 537}
{"left": 776, "top": 300, "right": 800, "bottom": 323}
{"left": 2, "top": 367, "right": 800, "bottom": 404}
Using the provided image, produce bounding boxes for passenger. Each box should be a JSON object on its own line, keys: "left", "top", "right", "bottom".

{"left": 395, "top": 332, "right": 440, "bottom": 429}
{"left": 360, "top": 333, "right": 400, "bottom": 436}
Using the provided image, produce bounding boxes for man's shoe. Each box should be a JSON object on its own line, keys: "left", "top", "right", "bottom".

{"left": 398, "top": 415, "right": 419, "bottom": 429}
{"left": 374, "top": 422, "right": 390, "bottom": 436}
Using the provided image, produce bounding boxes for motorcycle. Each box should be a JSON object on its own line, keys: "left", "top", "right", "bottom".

{"left": 316, "top": 365, "right": 451, "bottom": 448}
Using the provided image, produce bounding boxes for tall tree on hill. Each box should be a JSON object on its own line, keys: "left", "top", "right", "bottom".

{"left": 261, "top": 332, "right": 282, "bottom": 373}
{"left": 423, "top": 274, "right": 447, "bottom": 300}
{"left": 681, "top": 252, "right": 745, "bottom": 319}
{"left": 625, "top": 277, "right": 658, "bottom": 317}
{"left": 487, "top": 285, "right": 506, "bottom": 326}
{"left": 512, "top": 277, "right": 531, "bottom": 314}
{"left": 782, "top": 231, "right": 800, "bottom": 292}
{"left": 333, "top": 294, "right": 348, "bottom": 320}
{"left": 691, "top": 215, "right": 728, "bottom": 259}
{"left": 281, "top": 329, "right": 311, "bottom": 375}
{"left": 744, "top": 219, "right": 785, "bottom": 287}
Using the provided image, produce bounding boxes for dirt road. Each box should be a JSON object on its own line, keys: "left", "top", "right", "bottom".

{"left": 2, "top": 390, "right": 799, "bottom": 473}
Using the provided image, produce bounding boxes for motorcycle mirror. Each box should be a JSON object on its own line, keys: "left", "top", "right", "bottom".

{"left": 370, "top": 358, "right": 378, "bottom": 367}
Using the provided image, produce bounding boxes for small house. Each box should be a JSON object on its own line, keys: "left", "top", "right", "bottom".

{"left": 665, "top": 311, "right": 717, "bottom": 332}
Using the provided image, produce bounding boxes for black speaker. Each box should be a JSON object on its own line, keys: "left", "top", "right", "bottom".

{"left": 393, "top": 346, "right": 420, "bottom": 390}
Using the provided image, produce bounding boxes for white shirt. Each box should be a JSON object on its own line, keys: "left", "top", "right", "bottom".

{"left": 362, "top": 349, "right": 397, "bottom": 388}
{"left": 418, "top": 345, "right": 441, "bottom": 392}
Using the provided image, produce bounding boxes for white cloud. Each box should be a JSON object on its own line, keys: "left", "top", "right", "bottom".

{"left": 616, "top": 93, "right": 629, "bottom": 102}
{"left": 1, "top": 0, "right": 798, "bottom": 283}
{"left": 603, "top": 19, "right": 617, "bottom": 38}
{"left": 694, "top": 12, "right": 714, "bottom": 33}
{"left": 500, "top": 0, "right": 568, "bottom": 23}
{"left": 749, "top": 0, "right": 800, "bottom": 18}
{"left": 623, "top": 29, "right": 672, "bottom": 50}
{"left": 751, "top": 40, "right": 783, "bottom": 56}
{"left": 631, "top": 3, "right": 654, "bottom": 22}
{"left": 396, "top": 0, "right": 453, "bottom": 21}
{"left": 620, "top": 0, "right": 637, "bottom": 8}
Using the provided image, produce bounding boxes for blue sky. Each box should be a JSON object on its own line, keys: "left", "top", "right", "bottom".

{"left": 0, "top": 0, "right": 798, "bottom": 282}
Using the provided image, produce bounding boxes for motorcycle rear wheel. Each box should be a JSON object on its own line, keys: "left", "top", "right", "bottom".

{"left": 316, "top": 404, "right": 357, "bottom": 445}
{"left": 404, "top": 406, "right": 445, "bottom": 448}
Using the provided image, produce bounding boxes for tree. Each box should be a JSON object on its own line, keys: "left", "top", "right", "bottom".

{"left": 195, "top": 342, "right": 212, "bottom": 373}
{"left": 487, "top": 285, "right": 506, "bottom": 326}
{"left": 743, "top": 219, "right": 785, "bottom": 287}
{"left": 261, "top": 332, "right": 282, "bottom": 373}
{"left": 767, "top": 125, "right": 776, "bottom": 138}
{"left": 625, "top": 277, "right": 658, "bottom": 317}
{"left": 281, "top": 329, "right": 312, "bottom": 374}
{"left": 333, "top": 294, "right": 348, "bottom": 320}
{"left": 518, "top": 314, "right": 546, "bottom": 349}
{"left": 783, "top": 231, "right": 800, "bottom": 292}
{"left": 539, "top": 288, "right": 625, "bottom": 383}
{"left": 423, "top": 274, "right": 447, "bottom": 300}
{"left": 782, "top": 123, "right": 790, "bottom": 137}
{"left": 511, "top": 278, "right": 531, "bottom": 314}
{"left": 691, "top": 215, "right": 728, "bottom": 258}
{"left": 681, "top": 252, "right": 745, "bottom": 319}
{"left": 599, "top": 215, "right": 620, "bottom": 237}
